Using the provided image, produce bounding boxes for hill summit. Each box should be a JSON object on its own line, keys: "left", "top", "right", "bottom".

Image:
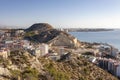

{"left": 25, "top": 23, "right": 53, "bottom": 32}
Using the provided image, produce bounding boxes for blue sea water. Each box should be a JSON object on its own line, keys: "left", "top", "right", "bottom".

{"left": 69, "top": 29, "right": 120, "bottom": 50}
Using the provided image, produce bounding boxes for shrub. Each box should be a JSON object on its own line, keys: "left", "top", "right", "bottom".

{"left": 22, "top": 67, "right": 39, "bottom": 80}
{"left": 45, "top": 62, "right": 70, "bottom": 80}
{"left": 10, "top": 70, "right": 21, "bottom": 80}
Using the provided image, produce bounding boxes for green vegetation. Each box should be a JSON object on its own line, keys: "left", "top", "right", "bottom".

{"left": 83, "top": 67, "right": 90, "bottom": 75}
{"left": 86, "top": 45, "right": 92, "bottom": 48}
{"left": 22, "top": 67, "right": 39, "bottom": 80}
{"left": 0, "top": 57, "right": 5, "bottom": 64}
{"left": 0, "top": 57, "right": 10, "bottom": 67}
{"left": 83, "top": 52, "right": 94, "bottom": 56}
{"left": 9, "top": 50, "right": 30, "bottom": 65}
{"left": 79, "top": 76, "right": 87, "bottom": 80}
{"left": 45, "top": 62, "right": 70, "bottom": 80}
{"left": 24, "top": 31, "right": 36, "bottom": 37}
{"left": 10, "top": 67, "right": 39, "bottom": 80}
{"left": 97, "top": 77, "right": 103, "bottom": 80}
{"left": 10, "top": 70, "right": 21, "bottom": 80}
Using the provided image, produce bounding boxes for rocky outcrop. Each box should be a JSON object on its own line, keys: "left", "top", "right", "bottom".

{"left": 47, "top": 32, "right": 81, "bottom": 48}
{"left": 0, "top": 67, "right": 11, "bottom": 77}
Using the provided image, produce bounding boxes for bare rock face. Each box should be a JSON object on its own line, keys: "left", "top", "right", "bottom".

{"left": 47, "top": 32, "right": 81, "bottom": 48}
{"left": 0, "top": 67, "right": 11, "bottom": 76}
{"left": 0, "top": 67, "right": 11, "bottom": 80}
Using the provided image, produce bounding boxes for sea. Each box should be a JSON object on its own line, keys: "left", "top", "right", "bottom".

{"left": 69, "top": 29, "right": 120, "bottom": 50}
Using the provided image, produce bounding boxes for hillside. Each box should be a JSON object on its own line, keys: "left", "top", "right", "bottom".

{"left": 0, "top": 50, "right": 118, "bottom": 80}
{"left": 25, "top": 23, "right": 81, "bottom": 48}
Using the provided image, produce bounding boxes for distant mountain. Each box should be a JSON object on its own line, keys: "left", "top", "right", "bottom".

{"left": 0, "top": 25, "right": 11, "bottom": 29}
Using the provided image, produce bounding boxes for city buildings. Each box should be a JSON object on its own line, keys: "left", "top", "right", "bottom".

{"left": 97, "top": 58, "right": 120, "bottom": 77}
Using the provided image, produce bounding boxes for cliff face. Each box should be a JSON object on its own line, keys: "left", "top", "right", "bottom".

{"left": 25, "top": 23, "right": 81, "bottom": 48}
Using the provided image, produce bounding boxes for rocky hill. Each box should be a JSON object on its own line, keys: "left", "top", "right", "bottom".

{"left": 0, "top": 50, "right": 118, "bottom": 80}
{"left": 25, "top": 23, "right": 81, "bottom": 48}
{"left": 25, "top": 23, "right": 53, "bottom": 32}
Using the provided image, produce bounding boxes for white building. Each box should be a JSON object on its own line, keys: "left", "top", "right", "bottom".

{"left": 39, "top": 44, "right": 49, "bottom": 56}
{"left": 89, "top": 57, "right": 96, "bottom": 63}
{"left": 111, "top": 47, "right": 119, "bottom": 57}
{"left": 0, "top": 48, "right": 10, "bottom": 58}
{"left": 16, "top": 30, "right": 24, "bottom": 34}
{"left": 22, "top": 40, "right": 30, "bottom": 49}
{"left": 5, "top": 40, "right": 13, "bottom": 44}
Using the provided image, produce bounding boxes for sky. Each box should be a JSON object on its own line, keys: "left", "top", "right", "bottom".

{"left": 0, "top": 0, "right": 120, "bottom": 28}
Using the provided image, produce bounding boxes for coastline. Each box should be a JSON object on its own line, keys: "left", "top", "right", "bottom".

{"left": 69, "top": 29, "right": 120, "bottom": 51}
{"left": 57, "top": 28, "right": 114, "bottom": 32}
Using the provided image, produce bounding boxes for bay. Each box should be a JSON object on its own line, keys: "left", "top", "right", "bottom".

{"left": 69, "top": 29, "right": 120, "bottom": 50}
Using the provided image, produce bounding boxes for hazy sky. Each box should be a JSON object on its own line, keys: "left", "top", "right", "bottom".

{"left": 0, "top": 0, "right": 120, "bottom": 28}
